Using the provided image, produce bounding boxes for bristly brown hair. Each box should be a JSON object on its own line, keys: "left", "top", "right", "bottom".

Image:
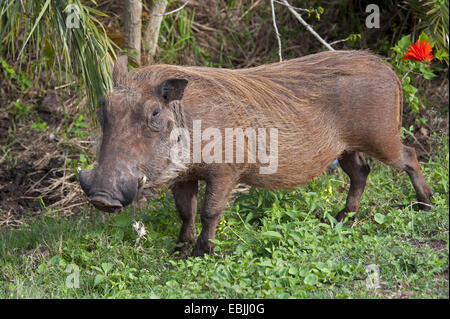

{"left": 128, "top": 50, "right": 397, "bottom": 122}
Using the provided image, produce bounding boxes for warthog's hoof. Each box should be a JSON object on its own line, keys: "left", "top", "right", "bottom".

{"left": 172, "top": 242, "right": 193, "bottom": 259}
{"left": 418, "top": 186, "right": 432, "bottom": 211}
{"left": 335, "top": 209, "right": 356, "bottom": 222}
{"left": 191, "top": 243, "right": 214, "bottom": 258}
{"left": 418, "top": 201, "right": 432, "bottom": 211}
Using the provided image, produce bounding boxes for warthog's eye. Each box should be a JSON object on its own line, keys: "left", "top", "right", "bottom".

{"left": 148, "top": 107, "right": 163, "bottom": 131}
{"left": 151, "top": 110, "right": 160, "bottom": 121}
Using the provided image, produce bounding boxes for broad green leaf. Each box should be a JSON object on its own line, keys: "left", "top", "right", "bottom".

{"left": 418, "top": 31, "right": 429, "bottom": 42}
{"left": 397, "top": 34, "right": 412, "bottom": 51}
{"left": 374, "top": 213, "right": 385, "bottom": 224}
{"left": 259, "top": 259, "right": 273, "bottom": 267}
{"left": 261, "top": 231, "right": 283, "bottom": 240}
{"left": 94, "top": 274, "right": 105, "bottom": 286}
{"left": 304, "top": 273, "right": 319, "bottom": 286}
{"left": 37, "top": 263, "right": 48, "bottom": 274}
{"left": 48, "top": 256, "right": 61, "bottom": 265}
{"left": 288, "top": 267, "right": 298, "bottom": 276}
{"left": 101, "top": 262, "right": 113, "bottom": 273}
{"left": 419, "top": 63, "right": 436, "bottom": 79}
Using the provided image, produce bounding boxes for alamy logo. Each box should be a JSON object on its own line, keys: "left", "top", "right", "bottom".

{"left": 366, "top": 4, "right": 380, "bottom": 29}
{"left": 170, "top": 120, "right": 279, "bottom": 174}
{"left": 365, "top": 264, "right": 380, "bottom": 289}
{"left": 65, "top": 4, "right": 81, "bottom": 29}
{"left": 65, "top": 264, "right": 80, "bottom": 288}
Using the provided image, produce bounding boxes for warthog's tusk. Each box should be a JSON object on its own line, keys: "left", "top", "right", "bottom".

{"left": 139, "top": 175, "right": 147, "bottom": 188}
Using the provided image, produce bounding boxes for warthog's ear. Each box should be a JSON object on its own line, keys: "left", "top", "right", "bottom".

{"left": 159, "top": 78, "right": 188, "bottom": 103}
{"left": 113, "top": 55, "right": 128, "bottom": 87}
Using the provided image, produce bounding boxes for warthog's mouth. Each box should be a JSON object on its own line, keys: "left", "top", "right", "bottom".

{"left": 88, "top": 194, "right": 123, "bottom": 212}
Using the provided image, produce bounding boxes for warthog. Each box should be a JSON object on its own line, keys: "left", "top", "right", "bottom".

{"left": 79, "top": 51, "right": 432, "bottom": 257}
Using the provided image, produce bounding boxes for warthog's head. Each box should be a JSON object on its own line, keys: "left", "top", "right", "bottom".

{"left": 79, "top": 56, "right": 188, "bottom": 212}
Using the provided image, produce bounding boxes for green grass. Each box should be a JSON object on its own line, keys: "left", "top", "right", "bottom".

{"left": 0, "top": 135, "right": 448, "bottom": 298}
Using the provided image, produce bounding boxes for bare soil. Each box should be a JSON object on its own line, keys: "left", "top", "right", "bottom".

{"left": 0, "top": 85, "right": 88, "bottom": 227}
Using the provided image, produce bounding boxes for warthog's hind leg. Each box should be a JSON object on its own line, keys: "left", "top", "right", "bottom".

{"left": 336, "top": 151, "right": 371, "bottom": 222}
{"left": 385, "top": 144, "right": 433, "bottom": 211}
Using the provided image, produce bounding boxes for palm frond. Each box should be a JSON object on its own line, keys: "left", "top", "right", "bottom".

{"left": 0, "top": 0, "right": 118, "bottom": 109}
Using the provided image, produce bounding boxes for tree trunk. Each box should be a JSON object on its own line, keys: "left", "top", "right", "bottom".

{"left": 142, "top": 0, "right": 168, "bottom": 65}
{"left": 122, "top": 0, "right": 143, "bottom": 66}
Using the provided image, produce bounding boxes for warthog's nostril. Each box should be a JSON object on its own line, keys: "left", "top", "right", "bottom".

{"left": 89, "top": 195, "right": 122, "bottom": 212}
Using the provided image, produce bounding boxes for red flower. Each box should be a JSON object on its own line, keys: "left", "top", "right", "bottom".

{"left": 402, "top": 39, "right": 434, "bottom": 62}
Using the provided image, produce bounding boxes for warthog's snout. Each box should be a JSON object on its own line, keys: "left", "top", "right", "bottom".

{"left": 79, "top": 168, "right": 140, "bottom": 212}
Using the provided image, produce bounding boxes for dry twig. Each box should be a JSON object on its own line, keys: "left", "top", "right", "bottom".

{"left": 278, "top": 0, "right": 335, "bottom": 51}
{"left": 270, "top": 0, "right": 283, "bottom": 62}
{"left": 162, "top": 0, "right": 190, "bottom": 16}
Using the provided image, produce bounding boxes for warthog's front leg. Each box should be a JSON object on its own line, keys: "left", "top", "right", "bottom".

{"left": 171, "top": 180, "right": 199, "bottom": 257}
{"left": 191, "top": 169, "right": 238, "bottom": 257}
